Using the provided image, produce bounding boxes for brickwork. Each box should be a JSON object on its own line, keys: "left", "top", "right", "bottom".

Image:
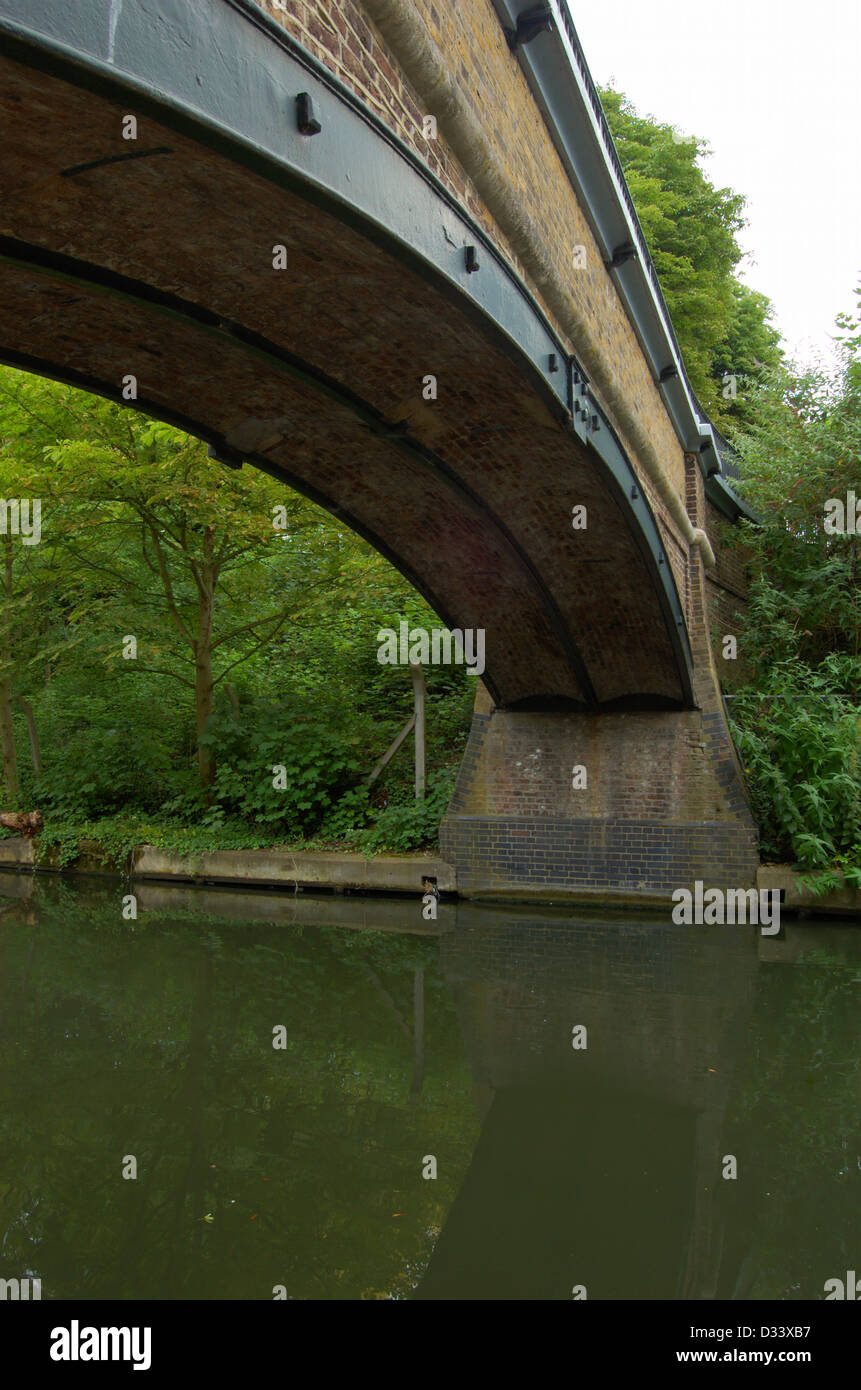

{"left": 1, "top": 53, "right": 690, "bottom": 709}
{"left": 258, "top": 1, "right": 500, "bottom": 244}
{"left": 260, "top": 0, "right": 690, "bottom": 533}
{"left": 439, "top": 704, "right": 760, "bottom": 898}
{"left": 438, "top": 913, "right": 757, "bottom": 1102}
{"left": 253, "top": 6, "right": 759, "bottom": 897}
{"left": 2, "top": 0, "right": 760, "bottom": 902}
{"left": 438, "top": 454, "right": 758, "bottom": 902}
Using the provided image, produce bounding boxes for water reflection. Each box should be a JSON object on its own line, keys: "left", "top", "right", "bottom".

{"left": 0, "top": 874, "right": 858, "bottom": 1300}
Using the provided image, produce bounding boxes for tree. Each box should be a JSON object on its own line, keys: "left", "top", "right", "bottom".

{"left": 0, "top": 441, "right": 61, "bottom": 800}
{"left": 0, "top": 369, "right": 359, "bottom": 790}
{"left": 724, "top": 291, "right": 861, "bottom": 877}
{"left": 600, "top": 87, "right": 783, "bottom": 425}
{"left": 715, "top": 282, "right": 784, "bottom": 428}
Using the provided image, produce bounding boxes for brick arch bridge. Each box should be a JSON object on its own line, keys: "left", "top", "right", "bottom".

{"left": 0, "top": 0, "right": 758, "bottom": 900}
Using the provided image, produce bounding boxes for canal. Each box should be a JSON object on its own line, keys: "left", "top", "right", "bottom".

{"left": 1, "top": 874, "right": 858, "bottom": 1300}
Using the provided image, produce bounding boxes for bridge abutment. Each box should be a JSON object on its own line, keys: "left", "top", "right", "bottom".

{"left": 439, "top": 696, "right": 758, "bottom": 902}
{"left": 441, "top": 499, "right": 759, "bottom": 903}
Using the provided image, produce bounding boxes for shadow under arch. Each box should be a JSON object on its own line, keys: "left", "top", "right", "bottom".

{"left": 0, "top": 0, "right": 693, "bottom": 714}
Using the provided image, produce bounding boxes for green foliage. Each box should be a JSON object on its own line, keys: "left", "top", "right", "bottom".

{"left": 0, "top": 364, "right": 473, "bottom": 853}
{"left": 195, "top": 702, "right": 366, "bottom": 838}
{"left": 600, "top": 87, "right": 782, "bottom": 426}
{"left": 31, "top": 813, "right": 273, "bottom": 870}
{"left": 729, "top": 657, "right": 860, "bottom": 869}
{"left": 354, "top": 770, "right": 458, "bottom": 854}
{"left": 726, "top": 293, "right": 861, "bottom": 884}
{"left": 25, "top": 671, "right": 182, "bottom": 819}
{"left": 715, "top": 282, "right": 785, "bottom": 428}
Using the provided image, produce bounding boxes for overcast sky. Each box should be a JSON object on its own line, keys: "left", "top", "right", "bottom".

{"left": 571, "top": 0, "right": 861, "bottom": 369}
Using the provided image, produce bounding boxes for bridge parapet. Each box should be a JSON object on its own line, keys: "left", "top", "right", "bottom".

{"left": 259, "top": 0, "right": 727, "bottom": 568}
{"left": 0, "top": 0, "right": 759, "bottom": 900}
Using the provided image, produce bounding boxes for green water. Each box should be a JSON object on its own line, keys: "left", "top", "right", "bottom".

{"left": 0, "top": 874, "right": 858, "bottom": 1300}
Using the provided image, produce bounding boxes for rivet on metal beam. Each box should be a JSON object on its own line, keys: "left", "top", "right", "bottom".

{"left": 548, "top": 352, "right": 559, "bottom": 373}
{"left": 591, "top": 414, "right": 599, "bottom": 432}
{"left": 658, "top": 553, "right": 665, "bottom": 565}
{"left": 296, "top": 92, "right": 322, "bottom": 135}
{"left": 504, "top": 4, "right": 553, "bottom": 52}
{"left": 207, "top": 442, "right": 243, "bottom": 470}
{"left": 465, "top": 245, "right": 480, "bottom": 273}
{"left": 630, "top": 486, "right": 639, "bottom": 500}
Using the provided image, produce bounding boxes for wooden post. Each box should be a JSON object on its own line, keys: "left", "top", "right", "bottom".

{"left": 410, "top": 661, "right": 426, "bottom": 800}
{"left": 15, "top": 697, "right": 41, "bottom": 775}
{"left": 410, "top": 966, "right": 425, "bottom": 1102}
{"left": 366, "top": 712, "right": 416, "bottom": 787}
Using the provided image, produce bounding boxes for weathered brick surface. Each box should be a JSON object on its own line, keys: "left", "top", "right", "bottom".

{"left": 259, "top": 2, "right": 760, "bottom": 896}
{"left": 439, "top": 459, "right": 758, "bottom": 899}
{"left": 259, "top": 0, "right": 689, "bottom": 526}
{"left": 1, "top": 52, "right": 692, "bottom": 709}
{"left": 1, "top": 0, "right": 759, "bottom": 899}
{"left": 439, "top": 707, "right": 759, "bottom": 897}
{"left": 258, "top": 0, "right": 754, "bottom": 707}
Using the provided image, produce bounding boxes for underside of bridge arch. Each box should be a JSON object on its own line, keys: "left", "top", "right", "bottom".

{"left": 0, "top": 0, "right": 759, "bottom": 900}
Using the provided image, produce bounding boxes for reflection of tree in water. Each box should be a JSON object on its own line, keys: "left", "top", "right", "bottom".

{"left": 723, "top": 948, "right": 861, "bottom": 1300}
{"left": 3, "top": 879, "right": 858, "bottom": 1302}
{"left": 0, "top": 881, "right": 479, "bottom": 1299}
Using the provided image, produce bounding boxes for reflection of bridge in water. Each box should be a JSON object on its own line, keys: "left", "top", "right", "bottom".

{"left": 129, "top": 883, "right": 764, "bottom": 1298}
{"left": 419, "top": 907, "right": 760, "bottom": 1300}
{"left": 2, "top": 875, "right": 858, "bottom": 1299}
{"left": 0, "top": 0, "right": 759, "bottom": 903}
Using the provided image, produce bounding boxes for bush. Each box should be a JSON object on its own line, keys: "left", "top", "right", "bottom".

{"left": 729, "top": 655, "right": 861, "bottom": 878}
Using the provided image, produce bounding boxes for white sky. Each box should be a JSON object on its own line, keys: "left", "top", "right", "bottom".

{"left": 571, "top": 0, "right": 861, "bottom": 369}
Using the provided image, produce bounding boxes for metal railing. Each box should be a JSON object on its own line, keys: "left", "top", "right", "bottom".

{"left": 551, "top": 0, "right": 727, "bottom": 459}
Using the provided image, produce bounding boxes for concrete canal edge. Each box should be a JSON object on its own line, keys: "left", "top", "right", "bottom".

{"left": 0, "top": 838, "right": 858, "bottom": 916}
{"left": 756, "top": 864, "right": 861, "bottom": 919}
{"left": 0, "top": 837, "right": 455, "bottom": 895}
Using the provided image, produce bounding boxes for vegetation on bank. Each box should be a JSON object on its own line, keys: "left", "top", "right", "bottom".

{"left": 724, "top": 295, "right": 861, "bottom": 890}
{"left": 604, "top": 87, "right": 859, "bottom": 891}
{"left": 0, "top": 368, "right": 473, "bottom": 861}
{"left": 0, "top": 91, "right": 857, "bottom": 888}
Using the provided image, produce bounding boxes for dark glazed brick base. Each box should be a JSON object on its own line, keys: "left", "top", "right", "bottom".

{"left": 440, "top": 687, "right": 760, "bottom": 900}
{"left": 441, "top": 815, "right": 758, "bottom": 896}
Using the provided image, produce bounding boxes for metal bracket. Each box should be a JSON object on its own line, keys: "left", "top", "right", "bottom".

{"left": 607, "top": 241, "right": 637, "bottom": 269}
{"left": 503, "top": 4, "right": 554, "bottom": 51}
{"left": 296, "top": 92, "right": 321, "bottom": 135}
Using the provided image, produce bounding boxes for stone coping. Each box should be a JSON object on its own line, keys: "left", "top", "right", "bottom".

{"left": 1, "top": 838, "right": 859, "bottom": 916}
